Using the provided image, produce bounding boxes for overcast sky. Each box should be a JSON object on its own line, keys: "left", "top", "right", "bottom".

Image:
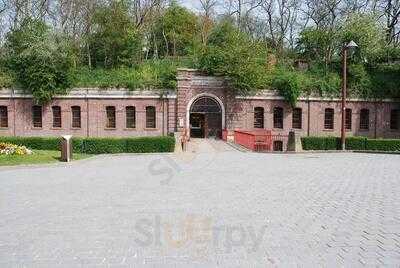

{"left": 179, "top": 0, "right": 202, "bottom": 12}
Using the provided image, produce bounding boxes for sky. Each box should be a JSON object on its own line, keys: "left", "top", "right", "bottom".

{"left": 179, "top": 0, "right": 202, "bottom": 12}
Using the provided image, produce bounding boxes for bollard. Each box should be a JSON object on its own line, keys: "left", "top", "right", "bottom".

{"left": 61, "top": 135, "right": 73, "bottom": 162}
{"left": 287, "top": 131, "right": 303, "bottom": 152}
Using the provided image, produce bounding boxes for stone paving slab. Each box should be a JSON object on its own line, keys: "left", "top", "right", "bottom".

{"left": 0, "top": 140, "right": 400, "bottom": 267}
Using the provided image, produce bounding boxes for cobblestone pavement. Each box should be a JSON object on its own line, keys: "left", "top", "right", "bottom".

{"left": 0, "top": 139, "right": 400, "bottom": 267}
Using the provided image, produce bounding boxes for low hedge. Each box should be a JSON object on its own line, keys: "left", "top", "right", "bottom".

{"left": 0, "top": 136, "right": 175, "bottom": 154}
{"left": 301, "top": 136, "right": 341, "bottom": 150}
{"left": 345, "top": 137, "right": 367, "bottom": 150}
{"left": 0, "top": 137, "right": 60, "bottom": 150}
{"left": 301, "top": 136, "right": 400, "bottom": 151}
{"left": 365, "top": 139, "right": 400, "bottom": 151}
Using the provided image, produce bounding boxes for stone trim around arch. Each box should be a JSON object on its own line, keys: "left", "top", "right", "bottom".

{"left": 186, "top": 93, "right": 226, "bottom": 132}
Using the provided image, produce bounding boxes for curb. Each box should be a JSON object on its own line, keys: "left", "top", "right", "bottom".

{"left": 352, "top": 150, "right": 400, "bottom": 155}
{"left": 0, "top": 151, "right": 175, "bottom": 171}
{"left": 256, "top": 150, "right": 400, "bottom": 155}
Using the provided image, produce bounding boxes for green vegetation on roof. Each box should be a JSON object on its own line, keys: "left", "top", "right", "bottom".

{"left": 0, "top": 1, "right": 399, "bottom": 104}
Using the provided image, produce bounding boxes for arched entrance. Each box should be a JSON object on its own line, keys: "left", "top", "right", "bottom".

{"left": 189, "top": 96, "right": 223, "bottom": 138}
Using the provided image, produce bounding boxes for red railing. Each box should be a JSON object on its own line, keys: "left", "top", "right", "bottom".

{"left": 233, "top": 130, "right": 288, "bottom": 152}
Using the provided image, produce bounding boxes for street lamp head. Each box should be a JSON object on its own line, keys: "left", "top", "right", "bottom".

{"left": 346, "top": 40, "right": 358, "bottom": 49}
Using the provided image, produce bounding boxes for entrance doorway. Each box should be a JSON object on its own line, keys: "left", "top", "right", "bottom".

{"left": 189, "top": 97, "right": 222, "bottom": 138}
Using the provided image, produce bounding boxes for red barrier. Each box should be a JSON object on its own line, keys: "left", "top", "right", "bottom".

{"left": 234, "top": 130, "right": 256, "bottom": 150}
{"left": 234, "top": 130, "right": 288, "bottom": 152}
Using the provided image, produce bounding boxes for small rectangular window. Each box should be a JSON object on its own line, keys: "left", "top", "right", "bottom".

{"left": 292, "top": 108, "right": 302, "bottom": 129}
{"left": 146, "top": 106, "right": 156, "bottom": 128}
{"left": 71, "top": 106, "right": 81, "bottom": 128}
{"left": 273, "top": 107, "right": 283, "bottom": 129}
{"left": 390, "top": 109, "right": 399, "bottom": 130}
{"left": 106, "top": 106, "right": 116, "bottom": 128}
{"left": 0, "top": 106, "right": 8, "bottom": 128}
{"left": 32, "top": 105, "right": 42, "bottom": 128}
{"left": 126, "top": 106, "right": 136, "bottom": 129}
{"left": 254, "top": 107, "right": 264, "bottom": 129}
{"left": 52, "top": 106, "right": 62, "bottom": 128}
{"left": 345, "top": 108, "right": 352, "bottom": 130}
{"left": 324, "top": 108, "right": 334, "bottom": 130}
{"left": 360, "top": 109, "right": 369, "bottom": 130}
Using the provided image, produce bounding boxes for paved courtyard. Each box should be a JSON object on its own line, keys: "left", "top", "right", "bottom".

{"left": 0, "top": 139, "right": 400, "bottom": 267}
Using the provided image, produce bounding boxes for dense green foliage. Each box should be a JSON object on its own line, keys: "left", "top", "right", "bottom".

{"left": 73, "top": 136, "right": 175, "bottom": 154}
{"left": 88, "top": 1, "right": 142, "bottom": 68}
{"left": 3, "top": 18, "right": 74, "bottom": 103}
{"left": 301, "top": 136, "right": 400, "bottom": 151}
{"left": 0, "top": 136, "right": 175, "bottom": 154}
{"left": 294, "top": 14, "right": 400, "bottom": 102}
{"left": 0, "top": 136, "right": 61, "bottom": 150}
{"left": 0, "top": 2, "right": 399, "bottom": 105}
{"left": 73, "top": 59, "right": 179, "bottom": 90}
{"left": 301, "top": 137, "right": 341, "bottom": 150}
{"left": 198, "top": 20, "right": 267, "bottom": 95}
{"left": 0, "top": 67, "right": 13, "bottom": 88}
{"left": 152, "top": 2, "right": 199, "bottom": 57}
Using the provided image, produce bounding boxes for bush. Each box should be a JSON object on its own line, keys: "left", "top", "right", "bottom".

{"left": 302, "top": 136, "right": 400, "bottom": 151}
{"left": 0, "top": 136, "right": 175, "bottom": 154}
{"left": 365, "top": 139, "right": 400, "bottom": 151}
{"left": 301, "top": 136, "right": 340, "bottom": 150}
{"left": 73, "top": 59, "right": 178, "bottom": 90}
{"left": 0, "top": 136, "right": 61, "bottom": 150}
{"left": 272, "top": 71, "right": 301, "bottom": 107}
{"left": 345, "top": 137, "right": 367, "bottom": 150}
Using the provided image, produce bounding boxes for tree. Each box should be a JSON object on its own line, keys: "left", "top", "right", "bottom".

{"left": 88, "top": 0, "right": 142, "bottom": 68}
{"left": 4, "top": 18, "right": 74, "bottom": 103}
{"left": 297, "top": 26, "right": 339, "bottom": 70}
{"left": 199, "top": 20, "right": 267, "bottom": 94}
{"left": 152, "top": 2, "right": 198, "bottom": 57}
{"left": 199, "top": 0, "right": 217, "bottom": 46}
{"left": 341, "top": 14, "right": 386, "bottom": 63}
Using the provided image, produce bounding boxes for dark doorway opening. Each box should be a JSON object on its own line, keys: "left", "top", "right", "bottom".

{"left": 190, "top": 113, "right": 205, "bottom": 138}
{"left": 189, "top": 97, "right": 222, "bottom": 139}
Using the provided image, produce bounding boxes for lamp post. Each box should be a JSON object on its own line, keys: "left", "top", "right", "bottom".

{"left": 341, "top": 40, "right": 358, "bottom": 150}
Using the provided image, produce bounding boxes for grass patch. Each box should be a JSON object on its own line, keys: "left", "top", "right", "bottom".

{"left": 0, "top": 150, "right": 93, "bottom": 167}
{"left": 71, "top": 59, "right": 187, "bottom": 90}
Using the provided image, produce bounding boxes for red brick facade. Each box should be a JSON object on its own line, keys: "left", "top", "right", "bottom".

{"left": 0, "top": 69, "right": 399, "bottom": 139}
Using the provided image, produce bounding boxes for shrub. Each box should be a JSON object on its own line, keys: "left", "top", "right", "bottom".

{"left": 365, "top": 139, "right": 400, "bottom": 151}
{"left": 0, "top": 136, "right": 175, "bottom": 154}
{"left": 72, "top": 59, "right": 178, "bottom": 90}
{"left": 301, "top": 136, "right": 340, "bottom": 150}
{"left": 302, "top": 136, "right": 400, "bottom": 151}
{"left": 345, "top": 137, "right": 367, "bottom": 150}
{"left": 0, "top": 136, "right": 60, "bottom": 150}
{"left": 272, "top": 71, "right": 301, "bottom": 107}
{"left": 72, "top": 138, "right": 127, "bottom": 154}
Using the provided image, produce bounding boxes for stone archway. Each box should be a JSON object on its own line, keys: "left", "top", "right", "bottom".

{"left": 187, "top": 94, "right": 224, "bottom": 138}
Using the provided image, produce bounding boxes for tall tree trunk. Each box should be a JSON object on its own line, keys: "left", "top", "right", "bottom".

{"left": 162, "top": 28, "right": 169, "bottom": 57}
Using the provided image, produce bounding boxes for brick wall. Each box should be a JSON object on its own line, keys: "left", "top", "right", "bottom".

{"left": 0, "top": 91, "right": 175, "bottom": 138}
{"left": 0, "top": 69, "right": 399, "bottom": 139}
{"left": 176, "top": 69, "right": 400, "bottom": 139}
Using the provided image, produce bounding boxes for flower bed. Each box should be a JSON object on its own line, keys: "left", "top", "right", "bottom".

{"left": 0, "top": 142, "right": 33, "bottom": 155}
